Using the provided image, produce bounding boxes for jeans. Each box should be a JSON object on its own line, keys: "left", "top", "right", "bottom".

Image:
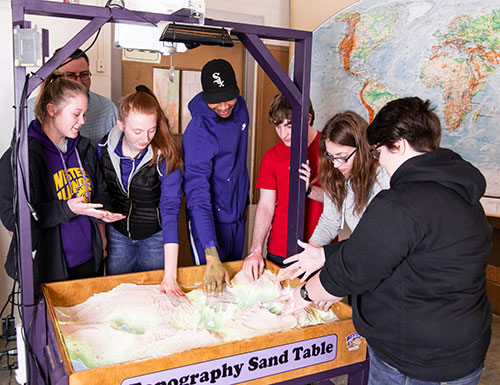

{"left": 367, "top": 345, "right": 484, "bottom": 385}
{"left": 106, "top": 225, "right": 164, "bottom": 275}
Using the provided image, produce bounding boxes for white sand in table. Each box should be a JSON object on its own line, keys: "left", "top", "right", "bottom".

{"left": 55, "top": 269, "right": 338, "bottom": 370}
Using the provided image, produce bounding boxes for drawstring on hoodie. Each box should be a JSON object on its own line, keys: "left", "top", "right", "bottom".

{"left": 56, "top": 146, "right": 90, "bottom": 202}
{"left": 156, "top": 152, "right": 164, "bottom": 177}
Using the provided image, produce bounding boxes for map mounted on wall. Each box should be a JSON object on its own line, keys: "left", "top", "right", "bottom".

{"left": 309, "top": 0, "right": 500, "bottom": 211}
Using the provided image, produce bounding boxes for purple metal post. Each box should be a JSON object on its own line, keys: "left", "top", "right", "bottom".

{"left": 11, "top": 1, "right": 38, "bottom": 383}
{"left": 287, "top": 36, "right": 312, "bottom": 256}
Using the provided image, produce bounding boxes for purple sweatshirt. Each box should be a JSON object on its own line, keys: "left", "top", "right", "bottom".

{"left": 29, "top": 120, "right": 93, "bottom": 268}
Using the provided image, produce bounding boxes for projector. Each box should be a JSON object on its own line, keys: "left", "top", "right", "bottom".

{"left": 114, "top": 0, "right": 205, "bottom": 55}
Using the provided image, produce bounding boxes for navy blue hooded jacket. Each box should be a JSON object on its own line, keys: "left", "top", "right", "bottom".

{"left": 182, "top": 92, "right": 249, "bottom": 250}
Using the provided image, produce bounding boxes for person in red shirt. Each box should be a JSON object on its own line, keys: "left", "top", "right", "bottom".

{"left": 243, "top": 94, "right": 323, "bottom": 280}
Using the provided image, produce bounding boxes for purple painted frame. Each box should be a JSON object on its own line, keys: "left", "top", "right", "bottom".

{"left": 10, "top": 1, "right": 367, "bottom": 384}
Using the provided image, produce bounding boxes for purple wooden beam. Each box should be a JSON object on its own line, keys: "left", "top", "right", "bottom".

{"left": 11, "top": 1, "right": 40, "bottom": 384}
{"left": 287, "top": 36, "right": 313, "bottom": 256}
{"left": 235, "top": 31, "right": 313, "bottom": 257}
{"left": 236, "top": 33, "right": 301, "bottom": 103}
{"left": 27, "top": 16, "right": 108, "bottom": 96}
{"left": 207, "top": 18, "right": 311, "bottom": 41}
{"left": 23, "top": 0, "right": 311, "bottom": 41}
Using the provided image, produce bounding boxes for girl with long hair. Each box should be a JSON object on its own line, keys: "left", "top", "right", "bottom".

{"left": 280, "top": 111, "right": 389, "bottom": 281}
{"left": 97, "top": 85, "right": 184, "bottom": 297}
{"left": 0, "top": 71, "right": 123, "bottom": 287}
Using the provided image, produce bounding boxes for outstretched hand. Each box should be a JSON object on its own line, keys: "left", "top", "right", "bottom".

{"left": 67, "top": 197, "right": 125, "bottom": 222}
{"left": 277, "top": 239, "right": 326, "bottom": 282}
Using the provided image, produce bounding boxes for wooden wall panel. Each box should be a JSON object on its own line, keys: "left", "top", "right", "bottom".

{"left": 122, "top": 43, "right": 245, "bottom": 97}
{"left": 251, "top": 45, "right": 289, "bottom": 204}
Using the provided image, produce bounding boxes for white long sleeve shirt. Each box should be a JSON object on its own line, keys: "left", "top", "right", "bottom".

{"left": 309, "top": 167, "right": 390, "bottom": 245}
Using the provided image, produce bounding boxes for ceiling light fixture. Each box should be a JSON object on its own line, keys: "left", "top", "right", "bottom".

{"left": 159, "top": 22, "right": 234, "bottom": 49}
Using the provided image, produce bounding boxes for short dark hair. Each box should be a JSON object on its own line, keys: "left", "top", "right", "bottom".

{"left": 366, "top": 97, "right": 441, "bottom": 152}
{"left": 268, "top": 94, "right": 315, "bottom": 127}
{"left": 53, "top": 48, "right": 90, "bottom": 66}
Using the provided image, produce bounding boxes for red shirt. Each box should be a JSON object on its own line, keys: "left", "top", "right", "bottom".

{"left": 256, "top": 132, "right": 323, "bottom": 258}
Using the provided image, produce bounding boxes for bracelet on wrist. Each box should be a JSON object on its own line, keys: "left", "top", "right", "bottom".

{"left": 305, "top": 185, "right": 312, "bottom": 196}
{"left": 300, "top": 285, "right": 313, "bottom": 302}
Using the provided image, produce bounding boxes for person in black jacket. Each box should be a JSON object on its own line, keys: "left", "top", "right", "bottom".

{"left": 0, "top": 72, "right": 123, "bottom": 289}
{"left": 278, "top": 97, "right": 492, "bottom": 385}
{"left": 97, "top": 86, "right": 184, "bottom": 297}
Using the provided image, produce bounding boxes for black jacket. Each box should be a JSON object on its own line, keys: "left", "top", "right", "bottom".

{"left": 99, "top": 132, "right": 162, "bottom": 240}
{"left": 0, "top": 135, "right": 109, "bottom": 288}
{"left": 320, "top": 148, "right": 492, "bottom": 381}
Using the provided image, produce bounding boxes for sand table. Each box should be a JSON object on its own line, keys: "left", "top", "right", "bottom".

{"left": 55, "top": 269, "right": 338, "bottom": 370}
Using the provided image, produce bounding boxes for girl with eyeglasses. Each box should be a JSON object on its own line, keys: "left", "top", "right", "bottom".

{"left": 279, "top": 111, "right": 389, "bottom": 284}
{"left": 277, "top": 97, "right": 491, "bottom": 385}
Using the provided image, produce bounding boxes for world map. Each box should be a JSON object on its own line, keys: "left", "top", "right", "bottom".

{"left": 309, "top": 0, "right": 500, "bottom": 207}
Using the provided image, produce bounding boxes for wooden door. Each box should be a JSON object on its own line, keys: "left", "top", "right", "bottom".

{"left": 251, "top": 45, "right": 290, "bottom": 204}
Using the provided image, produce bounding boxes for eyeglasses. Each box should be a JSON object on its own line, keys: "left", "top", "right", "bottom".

{"left": 323, "top": 148, "right": 357, "bottom": 163}
{"left": 369, "top": 144, "right": 382, "bottom": 159}
{"left": 64, "top": 71, "right": 92, "bottom": 81}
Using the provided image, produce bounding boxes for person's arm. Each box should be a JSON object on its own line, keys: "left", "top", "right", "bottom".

{"left": 160, "top": 243, "right": 185, "bottom": 297}
{"left": 157, "top": 164, "right": 183, "bottom": 296}
{"left": 79, "top": 142, "right": 124, "bottom": 223}
{"left": 243, "top": 189, "right": 276, "bottom": 280}
{"left": 183, "top": 120, "right": 231, "bottom": 295}
{"left": 309, "top": 193, "right": 342, "bottom": 245}
{"left": 299, "top": 161, "right": 324, "bottom": 202}
{"left": 278, "top": 271, "right": 343, "bottom": 316}
{"left": 308, "top": 185, "right": 324, "bottom": 202}
{"left": 319, "top": 197, "right": 424, "bottom": 297}
{"left": 183, "top": 119, "right": 219, "bottom": 252}
{"left": 279, "top": 196, "right": 423, "bottom": 314}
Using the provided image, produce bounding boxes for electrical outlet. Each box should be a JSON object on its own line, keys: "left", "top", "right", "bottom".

{"left": 97, "top": 59, "right": 105, "bottom": 73}
{"left": 2, "top": 316, "right": 15, "bottom": 340}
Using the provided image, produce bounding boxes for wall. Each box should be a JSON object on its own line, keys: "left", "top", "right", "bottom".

{"left": 290, "top": 0, "right": 355, "bottom": 31}
{"left": 0, "top": 0, "right": 290, "bottom": 315}
{"left": 288, "top": 0, "right": 355, "bottom": 63}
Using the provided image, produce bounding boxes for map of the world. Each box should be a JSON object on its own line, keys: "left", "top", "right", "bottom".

{"left": 310, "top": 0, "right": 500, "bottom": 209}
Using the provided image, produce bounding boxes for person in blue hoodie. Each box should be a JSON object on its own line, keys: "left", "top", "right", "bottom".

{"left": 278, "top": 97, "right": 491, "bottom": 385}
{"left": 183, "top": 59, "right": 250, "bottom": 296}
{"left": 0, "top": 72, "right": 124, "bottom": 288}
